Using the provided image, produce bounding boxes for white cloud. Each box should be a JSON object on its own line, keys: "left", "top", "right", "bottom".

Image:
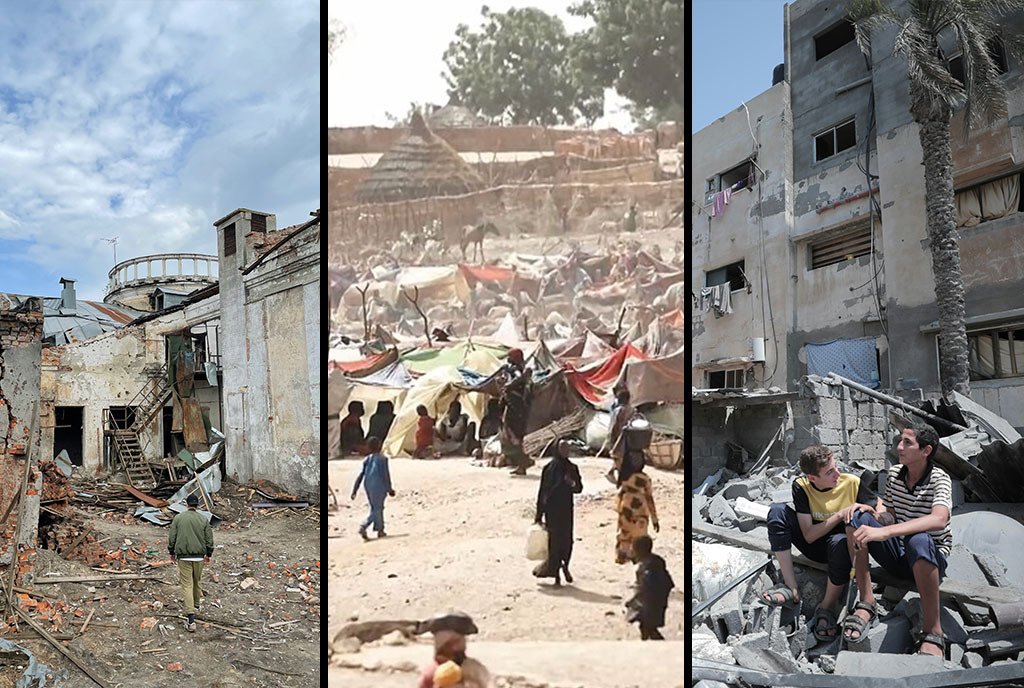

{"left": 0, "top": 0, "right": 320, "bottom": 300}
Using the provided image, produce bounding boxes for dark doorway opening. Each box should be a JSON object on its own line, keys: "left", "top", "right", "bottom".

{"left": 54, "top": 406, "right": 84, "bottom": 466}
{"left": 162, "top": 405, "right": 179, "bottom": 458}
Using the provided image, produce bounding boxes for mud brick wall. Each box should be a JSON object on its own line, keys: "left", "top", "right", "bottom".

{"left": 328, "top": 179, "right": 683, "bottom": 263}
{"left": 329, "top": 125, "right": 585, "bottom": 155}
{"left": 0, "top": 308, "right": 43, "bottom": 556}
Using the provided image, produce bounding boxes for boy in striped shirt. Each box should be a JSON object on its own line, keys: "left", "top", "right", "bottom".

{"left": 845, "top": 424, "right": 952, "bottom": 656}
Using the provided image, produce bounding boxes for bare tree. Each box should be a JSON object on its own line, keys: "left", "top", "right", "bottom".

{"left": 403, "top": 287, "right": 432, "bottom": 346}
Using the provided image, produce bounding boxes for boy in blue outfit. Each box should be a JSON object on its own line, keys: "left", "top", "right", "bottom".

{"left": 351, "top": 436, "right": 395, "bottom": 540}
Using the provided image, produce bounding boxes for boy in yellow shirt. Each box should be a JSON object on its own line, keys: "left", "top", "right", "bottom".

{"left": 760, "top": 445, "right": 879, "bottom": 642}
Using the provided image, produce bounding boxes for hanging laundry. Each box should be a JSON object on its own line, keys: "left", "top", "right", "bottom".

{"left": 711, "top": 188, "right": 732, "bottom": 218}
{"left": 698, "top": 287, "right": 713, "bottom": 312}
{"left": 711, "top": 284, "right": 733, "bottom": 318}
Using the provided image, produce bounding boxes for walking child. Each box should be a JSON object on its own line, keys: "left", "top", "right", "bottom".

{"left": 626, "top": 535, "right": 674, "bottom": 640}
{"left": 351, "top": 436, "right": 396, "bottom": 540}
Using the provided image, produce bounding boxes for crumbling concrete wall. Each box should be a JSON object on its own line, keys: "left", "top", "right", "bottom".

{"left": 329, "top": 125, "right": 588, "bottom": 156}
{"left": 691, "top": 381, "right": 892, "bottom": 485}
{"left": 691, "top": 82, "right": 793, "bottom": 388}
{"left": 0, "top": 307, "right": 43, "bottom": 554}
{"left": 218, "top": 209, "right": 319, "bottom": 497}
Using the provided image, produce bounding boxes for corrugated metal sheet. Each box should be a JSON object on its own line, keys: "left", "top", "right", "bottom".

{"left": 0, "top": 292, "right": 143, "bottom": 345}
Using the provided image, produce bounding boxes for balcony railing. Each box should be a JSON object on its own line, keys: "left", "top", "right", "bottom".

{"left": 106, "top": 253, "right": 218, "bottom": 294}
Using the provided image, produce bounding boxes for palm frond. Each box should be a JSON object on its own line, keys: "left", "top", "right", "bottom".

{"left": 849, "top": 0, "right": 902, "bottom": 59}
{"left": 951, "top": 16, "right": 1008, "bottom": 135}
{"left": 893, "top": 19, "right": 967, "bottom": 115}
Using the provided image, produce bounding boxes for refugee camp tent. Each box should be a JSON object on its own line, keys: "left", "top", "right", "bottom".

{"left": 342, "top": 265, "right": 472, "bottom": 309}
{"left": 566, "top": 343, "right": 648, "bottom": 407}
{"left": 383, "top": 346, "right": 505, "bottom": 456}
{"left": 621, "top": 348, "right": 686, "bottom": 406}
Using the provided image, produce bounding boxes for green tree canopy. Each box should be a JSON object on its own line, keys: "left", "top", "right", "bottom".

{"left": 570, "top": 0, "right": 684, "bottom": 122}
{"left": 442, "top": 6, "right": 603, "bottom": 126}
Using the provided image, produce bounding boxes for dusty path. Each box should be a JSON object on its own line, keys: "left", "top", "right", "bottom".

{"left": 327, "top": 455, "right": 685, "bottom": 686}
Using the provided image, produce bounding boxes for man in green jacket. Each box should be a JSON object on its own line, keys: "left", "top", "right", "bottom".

{"left": 168, "top": 494, "right": 214, "bottom": 632}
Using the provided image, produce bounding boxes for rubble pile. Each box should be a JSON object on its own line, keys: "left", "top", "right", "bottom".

{"left": 691, "top": 386, "right": 1024, "bottom": 681}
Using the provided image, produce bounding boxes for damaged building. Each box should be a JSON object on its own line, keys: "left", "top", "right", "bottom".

{"left": 5, "top": 207, "right": 319, "bottom": 510}
{"left": 691, "top": 0, "right": 1024, "bottom": 683}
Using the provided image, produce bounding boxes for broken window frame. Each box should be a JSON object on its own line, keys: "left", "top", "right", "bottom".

{"left": 813, "top": 118, "right": 857, "bottom": 164}
{"left": 813, "top": 16, "right": 856, "bottom": 61}
{"left": 807, "top": 221, "right": 875, "bottom": 270}
{"left": 704, "top": 160, "right": 755, "bottom": 205}
{"left": 954, "top": 169, "right": 1024, "bottom": 228}
{"left": 968, "top": 323, "right": 1024, "bottom": 381}
{"left": 705, "top": 259, "right": 746, "bottom": 292}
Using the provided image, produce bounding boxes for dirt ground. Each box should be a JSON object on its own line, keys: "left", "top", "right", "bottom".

{"left": 2, "top": 490, "right": 320, "bottom": 688}
{"left": 327, "top": 455, "right": 685, "bottom": 686}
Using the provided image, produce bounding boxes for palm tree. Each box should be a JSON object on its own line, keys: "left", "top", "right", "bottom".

{"left": 851, "top": 0, "right": 1024, "bottom": 397}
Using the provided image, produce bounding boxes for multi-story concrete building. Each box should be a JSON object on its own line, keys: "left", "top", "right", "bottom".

{"left": 693, "top": 0, "right": 1024, "bottom": 429}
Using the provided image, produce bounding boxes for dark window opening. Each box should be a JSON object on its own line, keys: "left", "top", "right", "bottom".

{"left": 707, "top": 368, "right": 745, "bottom": 389}
{"left": 720, "top": 160, "right": 754, "bottom": 193}
{"left": 107, "top": 406, "right": 138, "bottom": 431}
{"left": 223, "top": 222, "right": 236, "bottom": 256}
{"left": 949, "top": 38, "right": 1009, "bottom": 85}
{"left": 809, "top": 223, "right": 874, "bottom": 269}
{"left": 192, "top": 333, "right": 208, "bottom": 367}
{"left": 53, "top": 406, "right": 84, "bottom": 466}
{"left": 815, "top": 17, "right": 855, "bottom": 61}
{"left": 969, "top": 325, "right": 1024, "bottom": 380}
{"left": 251, "top": 213, "right": 267, "bottom": 233}
{"left": 706, "top": 260, "right": 746, "bottom": 291}
{"left": 814, "top": 119, "right": 856, "bottom": 163}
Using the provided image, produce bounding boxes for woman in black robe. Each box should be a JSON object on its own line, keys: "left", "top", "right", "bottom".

{"left": 533, "top": 439, "right": 583, "bottom": 586}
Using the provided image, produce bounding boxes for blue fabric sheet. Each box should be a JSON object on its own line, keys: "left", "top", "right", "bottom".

{"left": 806, "top": 337, "right": 880, "bottom": 389}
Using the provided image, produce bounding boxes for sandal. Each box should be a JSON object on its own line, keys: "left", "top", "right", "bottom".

{"left": 758, "top": 585, "right": 798, "bottom": 608}
{"left": 812, "top": 606, "right": 839, "bottom": 642}
{"left": 916, "top": 631, "right": 946, "bottom": 658}
{"left": 842, "top": 601, "right": 878, "bottom": 643}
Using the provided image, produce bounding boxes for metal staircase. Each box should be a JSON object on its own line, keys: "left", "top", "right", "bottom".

{"left": 109, "top": 364, "right": 172, "bottom": 488}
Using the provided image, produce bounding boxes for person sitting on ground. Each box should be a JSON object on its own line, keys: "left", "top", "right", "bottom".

{"left": 478, "top": 399, "right": 502, "bottom": 441}
{"left": 351, "top": 436, "right": 395, "bottom": 540}
{"left": 414, "top": 405, "right": 439, "bottom": 459}
{"left": 533, "top": 439, "right": 583, "bottom": 587}
{"left": 626, "top": 535, "right": 674, "bottom": 640}
{"left": 844, "top": 425, "right": 952, "bottom": 656}
{"left": 367, "top": 400, "right": 396, "bottom": 445}
{"left": 436, "top": 400, "right": 476, "bottom": 456}
{"left": 761, "top": 445, "right": 879, "bottom": 644}
{"left": 339, "top": 401, "right": 366, "bottom": 455}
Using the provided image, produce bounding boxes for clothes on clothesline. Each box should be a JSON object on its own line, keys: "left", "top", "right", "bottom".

{"left": 711, "top": 188, "right": 732, "bottom": 217}
{"left": 697, "top": 284, "right": 733, "bottom": 317}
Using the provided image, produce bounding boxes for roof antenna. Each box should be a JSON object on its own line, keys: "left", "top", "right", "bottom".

{"left": 102, "top": 236, "right": 119, "bottom": 265}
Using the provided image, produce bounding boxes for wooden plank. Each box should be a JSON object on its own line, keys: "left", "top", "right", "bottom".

{"left": 35, "top": 574, "right": 159, "bottom": 584}
{"left": 693, "top": 520, "right": 1022, "bottom": 604}
{"left": 114, "top": 483, "right": 168, "bottom": 508}
{"left": 14, "top": 607, "right": 111, "bottom": 688}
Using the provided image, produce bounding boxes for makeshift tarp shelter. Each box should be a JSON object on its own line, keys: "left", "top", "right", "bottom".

{"left": 342, "top": 265, "right": 472, "bottom": 309}
{"left": 327, "top": 370, "right": 351, "bottom": 459}
{"left": 566, "top": 343, "right": 648, "bottom": 408}
{"left": 621, "top": 348, "right": 686, "bottom": 406}
{"left": 400, "top": 341, "right": 508, "bottom": 376}
{"left": 331, "top": 348, "right": 400, "bottom": 376}
{"left": 356, "top": 111, "right": 484, "bottom": 203}
{"left": 383, "top": 347, "right": 505, "bottom": 456}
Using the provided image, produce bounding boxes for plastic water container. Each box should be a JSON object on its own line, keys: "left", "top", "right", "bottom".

{"left": 624, "top": 417, "right": 653, "bottom": 451}
{"left": 526, "top": 524, "right": 548, "bottom": 561}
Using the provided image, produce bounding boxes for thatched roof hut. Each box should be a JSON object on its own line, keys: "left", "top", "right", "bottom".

{"left": 356, "top": 112, "right": 484, "bottom": 204}
{"left": 427, "top": 104, "right": 487, "bottom": 128}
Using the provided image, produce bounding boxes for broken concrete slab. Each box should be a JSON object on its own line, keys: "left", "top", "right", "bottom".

{"left": 692, "top": 629, "right": 737, "bottom": 664}
{"left": 734, "top": 496, "right": 770, "bottom": 521}
{"left": 962, "top": 651, "right": 983, "bottom": 669}
{"left": 834, "top": 651, "right": 948, "bottom": 677}
{"left": 732, "top": 645, "right": 801, "bottom": 674}
{"left": 707, "top": 493, "right": 738, "bottom": 527}
{"left": 845, "top": 614, "right": 913, "bottom": 654}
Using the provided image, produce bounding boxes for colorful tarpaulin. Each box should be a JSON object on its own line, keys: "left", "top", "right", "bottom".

{"left": 621, "top": 348, "right": 686, "bottom": 406}
{"left": 566, "top": 344, "right": 648, "bottom": 407}
{"left": 400, "top": 341, "right": 509, "bottom": 375}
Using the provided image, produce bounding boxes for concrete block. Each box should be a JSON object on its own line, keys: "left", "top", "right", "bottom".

{"left": 729, "top": 631, "right": 768, "bottom": 651}
{"left": 770, "top": 488, "right": 792, "bottom": 505}
{"left": 707, "top": 494, "right": 738, "bottom": 527}
{"left": 949, "top": 642, "right": 965, "bottom": 666}
{"left": 846, "top": 614, "right": 913, "bottom": 654}
{"left": 962, "top": 651, "right": 984, "bottom": 669}
{"left": 692, "top": 629, "right": 736, "bottom": 665}
{"left": 732, "top": 646, "right": 801, "bottom": 674}
{"left": 834, "top": 651, "right": 948, "bottom": 677}
{"left": 734, "top": 497, "right": 770, "bottom": 521}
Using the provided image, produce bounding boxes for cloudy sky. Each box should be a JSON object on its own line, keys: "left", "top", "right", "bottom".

{"left": 329, "top": 0, "right": 634, "bottom": 130}
{"left": 0, "top": 1, "right": 319, "bottom": 300}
